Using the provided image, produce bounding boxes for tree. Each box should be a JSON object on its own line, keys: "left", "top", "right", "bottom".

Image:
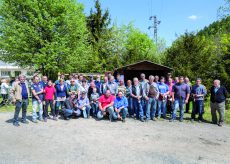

{"left": 0, "top": 0, "right": 91, "bottom": 80}
{"left": 86, "top": 0, "right": 113, "bottom": 72}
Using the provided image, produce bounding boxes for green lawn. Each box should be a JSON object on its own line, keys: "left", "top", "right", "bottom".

{"left": 0, "top": 98, "right": 229, "bottom": 124}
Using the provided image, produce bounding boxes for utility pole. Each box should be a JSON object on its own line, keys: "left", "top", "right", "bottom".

{"left": 148, "top": 15, "right": 161, "bottom": 45}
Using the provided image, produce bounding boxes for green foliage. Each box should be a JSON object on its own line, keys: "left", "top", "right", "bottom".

{"left": 0, "top": 0, "right": 92, "bottom": 80}
{"left": 164, "top": 16, "right": 230, "bottom": 91}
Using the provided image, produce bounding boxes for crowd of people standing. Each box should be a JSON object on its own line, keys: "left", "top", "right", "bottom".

{"left": 6, "top": 72, "right": 228, "bottom": 127}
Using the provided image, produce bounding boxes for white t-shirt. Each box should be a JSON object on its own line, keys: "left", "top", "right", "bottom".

{"left": 1, "top": 83, "right": 9, "bottom": 94}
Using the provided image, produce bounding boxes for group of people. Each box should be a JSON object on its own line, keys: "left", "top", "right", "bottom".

{"left": 9, "top": 72, "right": 228, "bottom": 127}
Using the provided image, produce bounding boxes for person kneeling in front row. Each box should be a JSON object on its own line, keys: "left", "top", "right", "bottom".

{"left": 114, "top": 91, "right": 128, "bottom": 123}
{"left": 97, "top": 90, "right": 117, "bottom": 121}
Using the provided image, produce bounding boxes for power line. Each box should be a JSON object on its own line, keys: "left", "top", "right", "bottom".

{"left": 148, "top": 15, "right": 161, "bottom": 45}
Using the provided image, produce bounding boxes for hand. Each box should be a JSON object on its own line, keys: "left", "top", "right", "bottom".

{"left": 53, "top": 100, "right": 56, "bottom": 105}
{"left": 185, "top": 99, "right": 188, "bottom": 104}
{"left": 172, "top": 98, "right": 175, "bottom": 102}
{"left": 38, "top": 99, "right": 42, "bottom": 104}
{"left": 145, "top": 97, "right": 149, "bottom": 101}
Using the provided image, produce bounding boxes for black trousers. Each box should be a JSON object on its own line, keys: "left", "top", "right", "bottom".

{"left": 44, "top": 100, "right": 54, "bottom": 117}
{"left": 0, "top": 94, "right": 8, "bottom": 106}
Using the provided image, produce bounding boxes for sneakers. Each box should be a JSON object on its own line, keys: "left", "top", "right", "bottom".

{"left": 44, "top": 118, "right": 47, "bottom": 122}
{"left": 140, "top": 118, "right": 144, "bottom": 122}
{"left": 218, "top": 122, "right": 224, "bottom": 127}
{"left": 21, "top": 120, "right": 29, "bottom": 124}
{"left": 32, "top": 119, "right": 38, "bottom": 123}
{"left": 122, "top": 119, "right": 126, "bottom": 123}
{"left": 53, "top": 116, "right": 58, "bottom": 121}
{"left": 13, "top": 122, "right": 20, "bottom": 127}
{"left": 152, "top": 117, "right": 157, "bottom": 121}
{"left": 169, "top": 119, "right": 174, "bottom": 122}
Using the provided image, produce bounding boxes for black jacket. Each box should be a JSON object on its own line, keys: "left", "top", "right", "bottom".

{"left": 210, "top": 86, "right": 228, "bottom": 103}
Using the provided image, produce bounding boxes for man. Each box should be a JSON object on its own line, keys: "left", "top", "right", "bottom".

{"left": 88, "top": 82, "right": 100, "bottom": 99}
{"left": 166, "top": 77, "right": 174, "bottom": 114}
{"left": 131, "top": 77, "right": 144, "bottom": 122}
{"left": 191, "top": 78, "right": 207, "bottom": 123}
{"left": 40, "top": 76, "right": 49, "bottom": 118}
{"left": 77, "top": 91, "right": 91, "bottom": 118}
{"left": 31, "top": 76, "right": 44, "bottom": 123}
{"left": 67, "top": 78, "right": 80, "bottom": 108}
{"left": 100, "top": 76, "right": 109, "bottom": 95}
{"left": 55, "top": 74, "right": 65, "bottom": 85}
{"left": 40, "top": 76, "right": 48, "bottom": 88}
{"left": 66, "top": 74, "right": 73, "bottom": 86}
{"left": 185, "top": 77, "right": 192, "bottom": 113}
{"left": 107, "top": 76, "right": 118, "bottom": 96}
{"left": 114, "top": 91, "right": 128, "bottom": 122}
{"left": 11, "top": 75, "right": 30, "bottom": 127}
{"left": 97, "top": 90, "right": 117, "bottom": 121}
{"left": 143, "top": 75, "right": 159, "bottom": 121}
{"left": 157, "top": 77, "right": 169, "bottom": 119}
{"left": 140, "top": 73, "right": 148, "bottom": 114}
{"left": 94, "top": 75, "right": 101, "bottom": 90}
{"left": 155, "top": 75, "right": 159, "bottom": 84}
{"left": 210, "top": 80, "right": 228, "bottom": 126}
{"left": 115, "top": 73, "right": 121, "bottom": 85}
{"left": 78, "top": 74, "right": 84, "bottom": 86}
{"left": 117, "top": 79, "right": 126, "bottom": 96}
{"left": 170, "top": 76, "right": 190, "bottom": 122}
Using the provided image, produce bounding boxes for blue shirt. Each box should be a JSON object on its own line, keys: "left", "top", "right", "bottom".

{"left": 77, "top": 96, "right": 89, "bottom": 107}
{"left": 172, "top": 83, "right": 190, "bottom": 99}
{"left": 21, "top": 83, "right": 28, "bottom": 99}
{"left": 191, "top": 84, "right": 207, "bottom": 100}
{"left": 114, "top": 96, "right": 128, "bottom": 109}
{"left": 158, "top": 83, "right": 169, "bottom": 94}
{"left": 107, "top": 82, "right": 118, "bottom": 95}
{"left": 31, "top": 83, "right": 43, "bottom": 101}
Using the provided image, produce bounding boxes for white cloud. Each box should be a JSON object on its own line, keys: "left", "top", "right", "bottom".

{"left": 188, "top": 15, "right": 198, "bottom": 20}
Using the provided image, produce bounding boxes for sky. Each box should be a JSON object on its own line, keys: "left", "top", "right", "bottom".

{"left": 77, "top": 0, "right": 227, "bottom": 46}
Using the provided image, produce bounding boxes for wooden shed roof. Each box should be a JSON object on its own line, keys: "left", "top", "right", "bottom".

{"left": 115, "top": 60, "right": 173, "bottom": 72}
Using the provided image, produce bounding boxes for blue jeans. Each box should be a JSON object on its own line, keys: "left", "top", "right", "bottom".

{"left": 97, "top": 106, "right": 117, "bottom": 120}
{"left": 141, "top": 99, "right": 147, "bottom": 115}
{"left": 133, "top": 98, "right": 143, "bottom": 119}
{"left": 81, "top": 106, "right": 91, "bottom": 118}
{"left": 191, "top": 100, "right": 204, "bottom": 120}
{"left": 55, "top": 101, "right": 65, "bottom": 116}
{"left": 127, "top": 97, "right": 134, "bottom": 116}
{"left": 158, "top": 100, "right": 167, "bottom": 118}
{"left": 146, "top": 98, "right": 157, "bottom": 119}
{"left": 91, "top": 102, "right": 99, "bottom": 117}
{"left": 32, "top": 100, "right": 43, "bottom": 121}
{"left": 13, "top": 99, "right": 28, "bottom": 123}
{"left": 115, "top": 108, "right": 128, "bottom": 119}
{"left": 171, "top": 98, "right": 185, "bottom": 120}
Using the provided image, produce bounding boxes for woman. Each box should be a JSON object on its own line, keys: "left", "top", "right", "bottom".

{"left": 0, "top": 79, "right": 9, "bottom": 107}
{"left": 55, "top": 78, "right": 68, "bottom": 120}
{"left": 126, "top": 80, "right": 133, "bottom": 118}
{"left": 44, "top": 80, "right": 56, "bottom": 121}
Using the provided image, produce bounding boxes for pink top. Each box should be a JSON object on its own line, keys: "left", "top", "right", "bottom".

{"left": 44, "top": 86, "right": 56, "bottom": 100}
{"left": 168, "top": 84, "right": 174, "bottom": 96}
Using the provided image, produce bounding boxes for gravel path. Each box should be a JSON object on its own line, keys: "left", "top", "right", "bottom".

{"left": 0, "top": 112, "right": 230, "bottom": 164}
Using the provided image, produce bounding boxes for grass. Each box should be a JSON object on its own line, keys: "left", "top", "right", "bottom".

{"left": 0, "top": 98, "right": 229, "bottom": 124}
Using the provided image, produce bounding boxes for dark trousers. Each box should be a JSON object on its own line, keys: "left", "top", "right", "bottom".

{"left": 186, "top": 99, "right": 192, "bottom": 113}
{"left": 13, "top": 99, "right": 28, "bottom": 123}
{"left": 44, "top": 100, "right": 54, "bottom": 118}
{"left": 191, "top": 100, "right": 204, "bottom": 120}
{"left": 0, "top": 94, "right": 8, "bottom": 106}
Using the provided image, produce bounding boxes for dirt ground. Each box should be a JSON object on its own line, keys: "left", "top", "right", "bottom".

{"left": 0, "top": 112, "right": 230, "bottom": 164}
